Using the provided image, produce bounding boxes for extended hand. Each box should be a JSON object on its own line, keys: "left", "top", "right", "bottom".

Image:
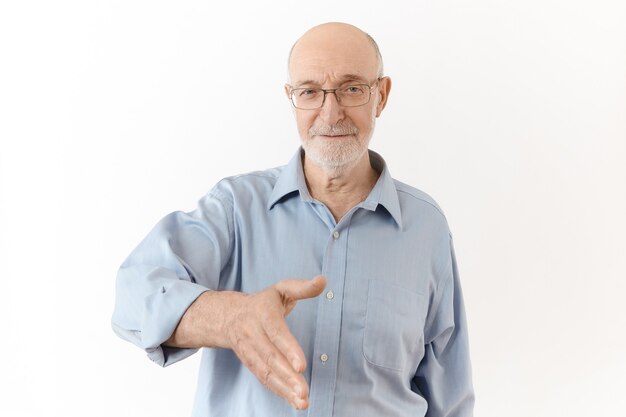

{"left": 224, "top": 275, "right": 327, "bottom": 410}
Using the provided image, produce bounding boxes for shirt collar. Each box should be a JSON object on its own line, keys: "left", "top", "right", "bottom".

{"left": 267, "top": 147, "right": 311, "bottom": 210}
{"left": 361, "top": 150, "right": 403, "bottom": 229}
{"left": 267, "top": 147, "right": 403, "bottom": 229}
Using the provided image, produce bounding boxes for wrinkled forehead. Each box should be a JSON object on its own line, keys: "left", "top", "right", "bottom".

{"left": 289, "top": 32, "right": 379, "bottom": 86}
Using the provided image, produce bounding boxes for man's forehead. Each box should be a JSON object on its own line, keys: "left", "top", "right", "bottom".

{"left": 289, "top": 49, "right": 378, "bottom": 86}
{"left": 288, "top": 23, "right": 379, "bottom": 83}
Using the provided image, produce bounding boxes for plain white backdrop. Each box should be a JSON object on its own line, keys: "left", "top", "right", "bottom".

{"left": 1, "top": 1, "right": 625, "bottom": 416}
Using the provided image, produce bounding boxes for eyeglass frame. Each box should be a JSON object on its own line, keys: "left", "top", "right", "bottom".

{"left": 287, "top": 78, "right": 382, "bottom": 110}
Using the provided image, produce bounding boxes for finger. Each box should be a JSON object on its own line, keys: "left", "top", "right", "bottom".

{"left": 275, "top": 275, "right": 327, "bottom": 301}
{"left": 263, "top": 343, "right": 308, "bottom": 397}
{"left": 239, "top": 333, "right": 309, "bottom": 408}
{"left": 266, "top": 370, "right": 309, "bottom": 410}
{"left": 244, "top": 347, "right": 300, "bottom": 407}
{"left": 262, "top": 316, "right": 308, "bottom": 373}
{"left": 266, "top": 361, "right": 309, "bottom": 405}
{"left": 248, "top": 326, "right": 307, "bottom": 393}
{"left": 239, "top": 326, "right": 304, "bottom": 387}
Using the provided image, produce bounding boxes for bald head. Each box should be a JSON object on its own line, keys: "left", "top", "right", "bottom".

{"left": 287, "top": 22, "right": 384, "bottom": 83}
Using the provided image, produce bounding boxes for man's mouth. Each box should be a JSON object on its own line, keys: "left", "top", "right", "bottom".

{"left": 317, "top": 134, "right": 352, "bottom": 138}
{"left": 309, "top": 123, "right": 358, "bottom": 139}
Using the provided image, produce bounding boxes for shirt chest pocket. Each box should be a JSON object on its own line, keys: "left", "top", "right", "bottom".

{"left": 363, "top": 280, "right": 426, "bottom": 371}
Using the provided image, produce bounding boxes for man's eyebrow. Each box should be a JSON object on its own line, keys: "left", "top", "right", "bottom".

{"left": 292, "top": 80, "right": 319, "bottom": 88}
{"left": 293, "top": 74, "right": 369, "bottom": 88}
{"left": 338, "top": 74, "right": 368, "bottom": 83}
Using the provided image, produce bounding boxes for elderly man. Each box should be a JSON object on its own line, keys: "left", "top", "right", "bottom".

{"left": 112, "top": 22, "right": 474, "bottom": 417}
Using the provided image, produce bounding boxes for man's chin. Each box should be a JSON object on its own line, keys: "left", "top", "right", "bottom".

{"left": 302, "top": 142, "right": 367, "bottom": 173}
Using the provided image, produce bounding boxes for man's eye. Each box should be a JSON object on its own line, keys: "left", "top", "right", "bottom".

{"left": 300, "top": 89, "right": 319, "bottom": 97}
{"left": 344, "top": 86, "right": 365, "bottom": 94}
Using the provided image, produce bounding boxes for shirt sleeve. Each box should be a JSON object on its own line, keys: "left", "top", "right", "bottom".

{"left": 412, "top": 234, "right": 475, "bottom": 417}
{"left": 111, "top": 186, "right": 234, "bottom": 367}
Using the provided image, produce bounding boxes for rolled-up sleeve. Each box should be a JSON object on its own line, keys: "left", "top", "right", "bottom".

{"left": 111, "top": 186, "right": 234, "bottom": 367}
{"left": 412, "top": 235, "right": 475, "bottom": 417}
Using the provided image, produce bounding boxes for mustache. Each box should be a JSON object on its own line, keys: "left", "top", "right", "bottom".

{"left": 309, "top": 122, "right": 359, "bottom": 137}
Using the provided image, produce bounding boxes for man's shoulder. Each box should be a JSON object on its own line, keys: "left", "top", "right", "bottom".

{"left": 391, "top": 178, "right": 450, "bottom": 229}
{"left": 223, "top": 165, "right": 285, "bottom": 184}
{"left": 393, "top": 179, "right": 445, "bottom": 215}
{"left": 206, "top": 165, "right": 286, "bottom": 201}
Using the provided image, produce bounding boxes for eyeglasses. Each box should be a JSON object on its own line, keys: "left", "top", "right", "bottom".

{"left": 288, "top": 79, "right": 380, "bottom": 110}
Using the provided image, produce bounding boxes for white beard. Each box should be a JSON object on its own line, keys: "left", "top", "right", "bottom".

{"left": 302, "top": 118, "right": 375, "bottom": 175}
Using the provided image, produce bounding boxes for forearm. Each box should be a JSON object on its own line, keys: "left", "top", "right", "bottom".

{"left": 164, "top": 290, "right": 245, "bottom": 349}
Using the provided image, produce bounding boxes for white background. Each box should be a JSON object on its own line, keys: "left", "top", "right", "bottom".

{"left": 1, "top": 1, "right": 625, "bottom": 416}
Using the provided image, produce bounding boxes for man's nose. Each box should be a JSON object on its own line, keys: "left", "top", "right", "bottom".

{"left": 318, "top": 91, "right": 344, "bottom": 125}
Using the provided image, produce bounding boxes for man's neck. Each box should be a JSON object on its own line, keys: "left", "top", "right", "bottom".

{"left": 302, "top": 151, "right": 380, "bottom": 222}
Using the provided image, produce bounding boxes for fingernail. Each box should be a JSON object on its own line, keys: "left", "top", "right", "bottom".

{"left": 292, "top": 359, "right": 301, "bottom": 371}
{"left": 293, "top": 384, "right": 301, "bottom": 397}
{"left": 294, "top": 398, "right": 305, "bottom": 409}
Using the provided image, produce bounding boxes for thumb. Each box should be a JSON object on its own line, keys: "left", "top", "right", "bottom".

{"left": 275, "top": 275, "right": 327, "bottom": 301}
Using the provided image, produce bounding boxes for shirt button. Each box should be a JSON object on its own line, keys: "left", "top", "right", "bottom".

{"left": 332, "top": 231, "right": 340, "bottom": 240}
{"left": 320, "top": 353, "right": 328, "bottom": 363}
{"left": 326, "top": 290, "right": 334, "bottom": 300}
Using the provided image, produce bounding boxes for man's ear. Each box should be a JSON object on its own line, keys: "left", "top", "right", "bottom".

{"left": 375, "top": 77, "right": 392, "bottom": 117}
{"left": 284, "top": 84, "right": 292, "bottom": 99}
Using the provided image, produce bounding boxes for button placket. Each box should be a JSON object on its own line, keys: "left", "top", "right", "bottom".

{"left": 309, "top": 220, "right": 353, "bottom": 415}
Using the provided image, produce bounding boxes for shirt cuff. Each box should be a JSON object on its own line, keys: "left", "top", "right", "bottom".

{"left": 141, "top": 279, "right": 209, "bottom": 367}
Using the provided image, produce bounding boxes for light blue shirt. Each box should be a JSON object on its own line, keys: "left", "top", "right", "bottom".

{"left": 112, "top": 148, "right": 474, "bottom": 417}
